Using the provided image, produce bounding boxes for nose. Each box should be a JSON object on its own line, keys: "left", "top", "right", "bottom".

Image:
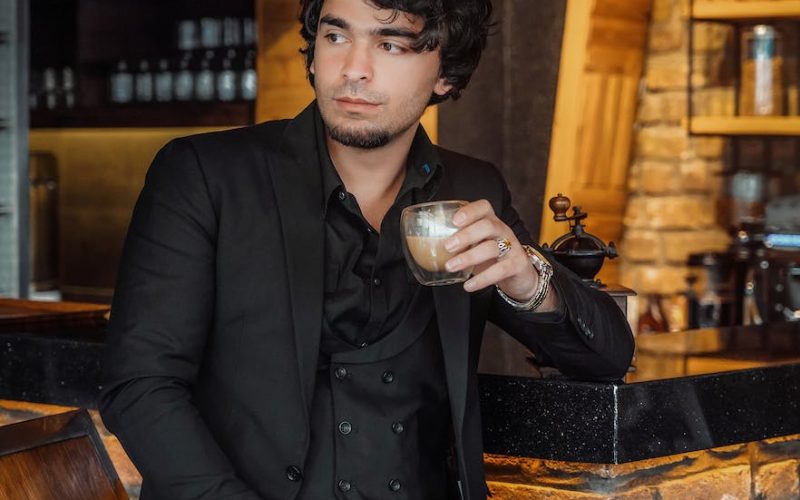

{"left": 341, "top": 41, "right": 373, "bottom": 82}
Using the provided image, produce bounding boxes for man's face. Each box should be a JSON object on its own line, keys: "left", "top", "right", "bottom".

{"left": 310, "top": 0, "right": 452, "bottom": 149}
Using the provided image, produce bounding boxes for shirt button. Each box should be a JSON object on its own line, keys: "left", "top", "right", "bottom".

{"left": 338, "top": 421, "right": 352, "bottom": 435}
{"left": 338, "top": 191, "right": 347, "bottom": 201}
{"left": 391, "top": 422, "right": 404, "bottom": 434}
{"left": 382, "top": 370, "right": 394, "bottom": 384}
{"left": 286, "top": 465, "right": 303, "bottom": 482}
{"left": 334, "top": 367, "right": 348, "bottom": 380}
{"left": 338, "top": 479, "right": 352, "bottom": 492}
{"left": 388, "top": 478, "right": 401, "bottom": 492}
{"left": 360, "top": 342, "right": 368, "bottom": 348}
{"left": 373, "top": 277, "right": 382, "bottom": 286}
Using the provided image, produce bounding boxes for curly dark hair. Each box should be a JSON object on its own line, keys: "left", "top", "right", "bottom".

{"left": 299, "top": 0, "right": 493, "bottom": 104}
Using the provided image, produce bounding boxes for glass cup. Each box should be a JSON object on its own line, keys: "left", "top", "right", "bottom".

{"left": 401, "top": 200, "right": 474, "bottom": 286}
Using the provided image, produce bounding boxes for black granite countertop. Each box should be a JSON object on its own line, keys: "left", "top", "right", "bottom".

{"left": 480, "top": 322, "right": 800, "bottom": 463}
{"left": 2, "top": 316, "right": 800, "bottom": 464}
{"left": 0, "top": 325, "right": 105, "bottom": 407}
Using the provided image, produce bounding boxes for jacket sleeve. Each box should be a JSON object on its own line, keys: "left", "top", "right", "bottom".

{"left": 486, "top": 168, "right": 635, "bottom": 381}
{"left": 98, "top": 139, "right": 261, "bottom": 499}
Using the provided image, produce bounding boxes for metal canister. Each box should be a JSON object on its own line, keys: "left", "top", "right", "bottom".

{"left": 740, "top": 25, "right": 783, "bottom": 116}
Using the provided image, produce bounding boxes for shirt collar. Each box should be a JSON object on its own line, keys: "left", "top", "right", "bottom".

{"left": 314, "top": 102, "right": 443, "bottom": 216}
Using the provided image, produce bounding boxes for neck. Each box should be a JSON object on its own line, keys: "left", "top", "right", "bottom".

{"left": 326, "top": 124, "right": 419, "bottom": 201}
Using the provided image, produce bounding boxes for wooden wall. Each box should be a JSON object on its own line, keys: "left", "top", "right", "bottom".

{"left": 541, "top": 0, "right": 652, "bottom": 283}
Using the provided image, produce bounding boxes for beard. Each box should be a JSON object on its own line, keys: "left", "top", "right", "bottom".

{"left": 326, "top": 122, "right": 392, "bottom": 149}
{"left": 316, "top": 82, "right": 430, "bottom": 150}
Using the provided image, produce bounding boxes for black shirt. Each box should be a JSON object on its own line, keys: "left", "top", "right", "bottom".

{"left": 315, "top": 108, "right": 444, "bottom": 354}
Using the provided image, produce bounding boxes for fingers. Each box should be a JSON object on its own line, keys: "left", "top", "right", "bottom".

{"left": 463, "top": 257, "right": 519, "bottom": 292}
{"left": 444, "top": 218, "right": 498, "bottom": 254}
{"left": 452, "top": 199, "right": 494, "bottom": 228}
{"left": 444, "top": 239, "right": 498, "bottom": 272}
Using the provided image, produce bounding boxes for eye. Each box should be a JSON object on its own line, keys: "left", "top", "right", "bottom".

{"left": 325, "top": 33, "right": 346, "bottom": 44}
{"left": 379, "top": 42, "right": 407, "bottom": 54}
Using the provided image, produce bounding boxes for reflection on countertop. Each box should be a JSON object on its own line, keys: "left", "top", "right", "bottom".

{"left": 631, "top": 322, "right": 800, "bottom": 382}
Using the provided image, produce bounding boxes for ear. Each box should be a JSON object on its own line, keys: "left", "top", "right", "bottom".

{"left": 433, "top": 76, "right": 453, "bottom": 98}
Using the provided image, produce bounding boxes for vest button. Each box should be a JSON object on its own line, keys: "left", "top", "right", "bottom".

{"left": 391, "top": 422, "right": 404, "bottom": 434}
{"left": 334, "top": 367, "right": 348, "bottom": 380}
{"left": 338, "top": 479, "right": 352, "bottom": 492}
{"left": 338, "top": 421, "right": 352, "bottom": 435}
{"left": 382, "top": 370, "right": 394, "bottom": 383}
{"left": 285, "top": 465, "right": 302, "bottom": 482}
{"left": 388, "top": 478, "right": 401, "bottom": 492}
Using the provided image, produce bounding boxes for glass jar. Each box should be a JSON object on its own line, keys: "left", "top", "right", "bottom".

{"left": 740, "top": 25, "right": 784, "bottom": 116}
{"left": 109, "top": 61, "right": 134, "bottom": 105}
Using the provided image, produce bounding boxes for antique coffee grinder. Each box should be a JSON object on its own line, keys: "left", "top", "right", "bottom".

{"left": 542, "top": 193, "right": 618, "bottom": 287}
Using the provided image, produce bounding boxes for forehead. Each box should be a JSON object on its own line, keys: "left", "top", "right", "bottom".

{"left": 319, "top": 0, "right": 424, "bottom": 31}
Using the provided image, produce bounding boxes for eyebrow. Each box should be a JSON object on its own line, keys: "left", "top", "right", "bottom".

{"left": 319, "top": 14, "right": 420, "bottom": 40}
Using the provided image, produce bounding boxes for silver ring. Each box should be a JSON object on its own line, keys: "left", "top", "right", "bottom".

{"left": 496, "top": 238, "right": 512, "bottom": 259}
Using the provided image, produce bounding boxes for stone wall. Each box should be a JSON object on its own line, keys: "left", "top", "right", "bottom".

{"left": 486, "top": 434, "right": 800, "bottom": 499}
{"left": 620, "top": 0, "right": 734, "bottom": 328}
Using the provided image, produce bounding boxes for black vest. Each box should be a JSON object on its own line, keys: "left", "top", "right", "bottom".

{"left": 298, "top": 286, "right": 456, "bottom": 499}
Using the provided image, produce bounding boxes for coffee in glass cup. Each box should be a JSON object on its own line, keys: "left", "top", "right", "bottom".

{"left": 401, "top": 200, "right": 474, "bottom": 286}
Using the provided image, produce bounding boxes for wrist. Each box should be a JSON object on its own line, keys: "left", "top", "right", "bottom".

{"left": 495, "top": 245, "right": 553, "bottom": 311}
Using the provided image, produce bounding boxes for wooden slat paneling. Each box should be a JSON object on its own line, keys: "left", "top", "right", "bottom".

{"left": 542, "top": 0, "right": 651, "bottom": 283}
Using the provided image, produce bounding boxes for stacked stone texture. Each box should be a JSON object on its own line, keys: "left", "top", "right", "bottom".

{"left": 485, "top": 435, "right": 800, "bottom": 499}
{"left": 621, "top": 0, "right": 733, "bottom": 311}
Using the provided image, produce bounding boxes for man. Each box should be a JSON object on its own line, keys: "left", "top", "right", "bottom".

{"left": 99, "top": 0, "right": 634, "bottom": 498}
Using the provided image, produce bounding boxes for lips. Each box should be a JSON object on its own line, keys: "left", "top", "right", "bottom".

{"left": 336, "top": 97, "right": 378, "bottom": 105}
{"left": 334, "top": 97, "right": 381, "bottom": 113}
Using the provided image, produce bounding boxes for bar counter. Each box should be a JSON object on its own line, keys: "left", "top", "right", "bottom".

{"left": 1, "top": 301, "right": 799, "bottom": 498}
{"left": 481, "top": 322, "right": 800, "bottom": 498}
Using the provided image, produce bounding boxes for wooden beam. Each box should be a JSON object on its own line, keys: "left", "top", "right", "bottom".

{"left": 690, "top": 116, "right": 800, "bottom": 136}
{"left": 693, "top": 1, "right": 800, "bottom": 21}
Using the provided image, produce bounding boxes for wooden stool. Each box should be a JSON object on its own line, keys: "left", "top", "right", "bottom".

{"left": 0, "top": 410, "right": 127, "bottom": 500}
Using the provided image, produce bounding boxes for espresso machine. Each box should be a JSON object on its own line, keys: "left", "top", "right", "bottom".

{"left": 686, "top": 194, "right": 800, "bottom": 328}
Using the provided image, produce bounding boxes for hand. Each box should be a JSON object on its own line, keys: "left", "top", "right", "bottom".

{"left": 443, "top": 200, "right": 540, "bottom": 302}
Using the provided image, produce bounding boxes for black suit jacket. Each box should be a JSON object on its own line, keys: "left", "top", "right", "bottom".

{"left": 99, "top": 102, "right": 634, "bottom": 500}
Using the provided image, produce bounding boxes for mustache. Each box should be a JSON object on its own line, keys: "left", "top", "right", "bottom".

{"left": 331, "top": 83, "right": 386, "bottom": 104}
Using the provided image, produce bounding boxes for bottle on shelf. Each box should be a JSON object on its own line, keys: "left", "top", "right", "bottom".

{"left": 195, "top": 50, "right": 216, "bottom": 101}
{"left": 740, "top": 25, "right": 783, "bottom": 116}
{"left": 154, "top": 59, "right": 173, "bottom": 103}
{"left": 223, "top": 17, "right": 243, "bottom": 47}
{"left": 173, "top": 53, "right": 194, "bottom": 102}
{"left": 29, "top": 69, "right": 41, "bottom": 110}
{"left": 200, "top": 18, "right": 222, "bottom": 49}
{"left": 243, "top": 17, "right": 258, "bottom": 47}
{"left": 135, "top": 59, "right": 154, "bottom": 103}
{"left": 177, "top": 19, "right": 199, "bottom": 52}
{"left": 216, "top": 49, "right": 238, "bottom": 102}
{"left": 240, "top": 50, "right": 257, "bottom": 101}
{"left": 637, "top": 294, "right": 669, "bottom": 334}
{"left": 43, "top": 67, "right": 58, "bottom": 110}
{"left": 62, "top": 67, "right": 76, "bottom": 109}
{"left": 109, "top": 60, "right": 134, "bottom": 104}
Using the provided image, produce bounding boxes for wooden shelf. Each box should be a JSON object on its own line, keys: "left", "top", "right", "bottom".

{"left": 692, "top": 1, "right": 800, "bottom": 21}
{"left": 31, "top": 101, "right": 255, "bottom": 128}
{"left": 689, "top": 116, "right": 800, "bottom": 135}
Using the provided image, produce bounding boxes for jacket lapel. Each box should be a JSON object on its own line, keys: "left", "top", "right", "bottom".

{"left": 430, "top": 174, "right": 471, "bottom": 440}
{"left": 267, "top": 103, "right": 325, "bottom": 414}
